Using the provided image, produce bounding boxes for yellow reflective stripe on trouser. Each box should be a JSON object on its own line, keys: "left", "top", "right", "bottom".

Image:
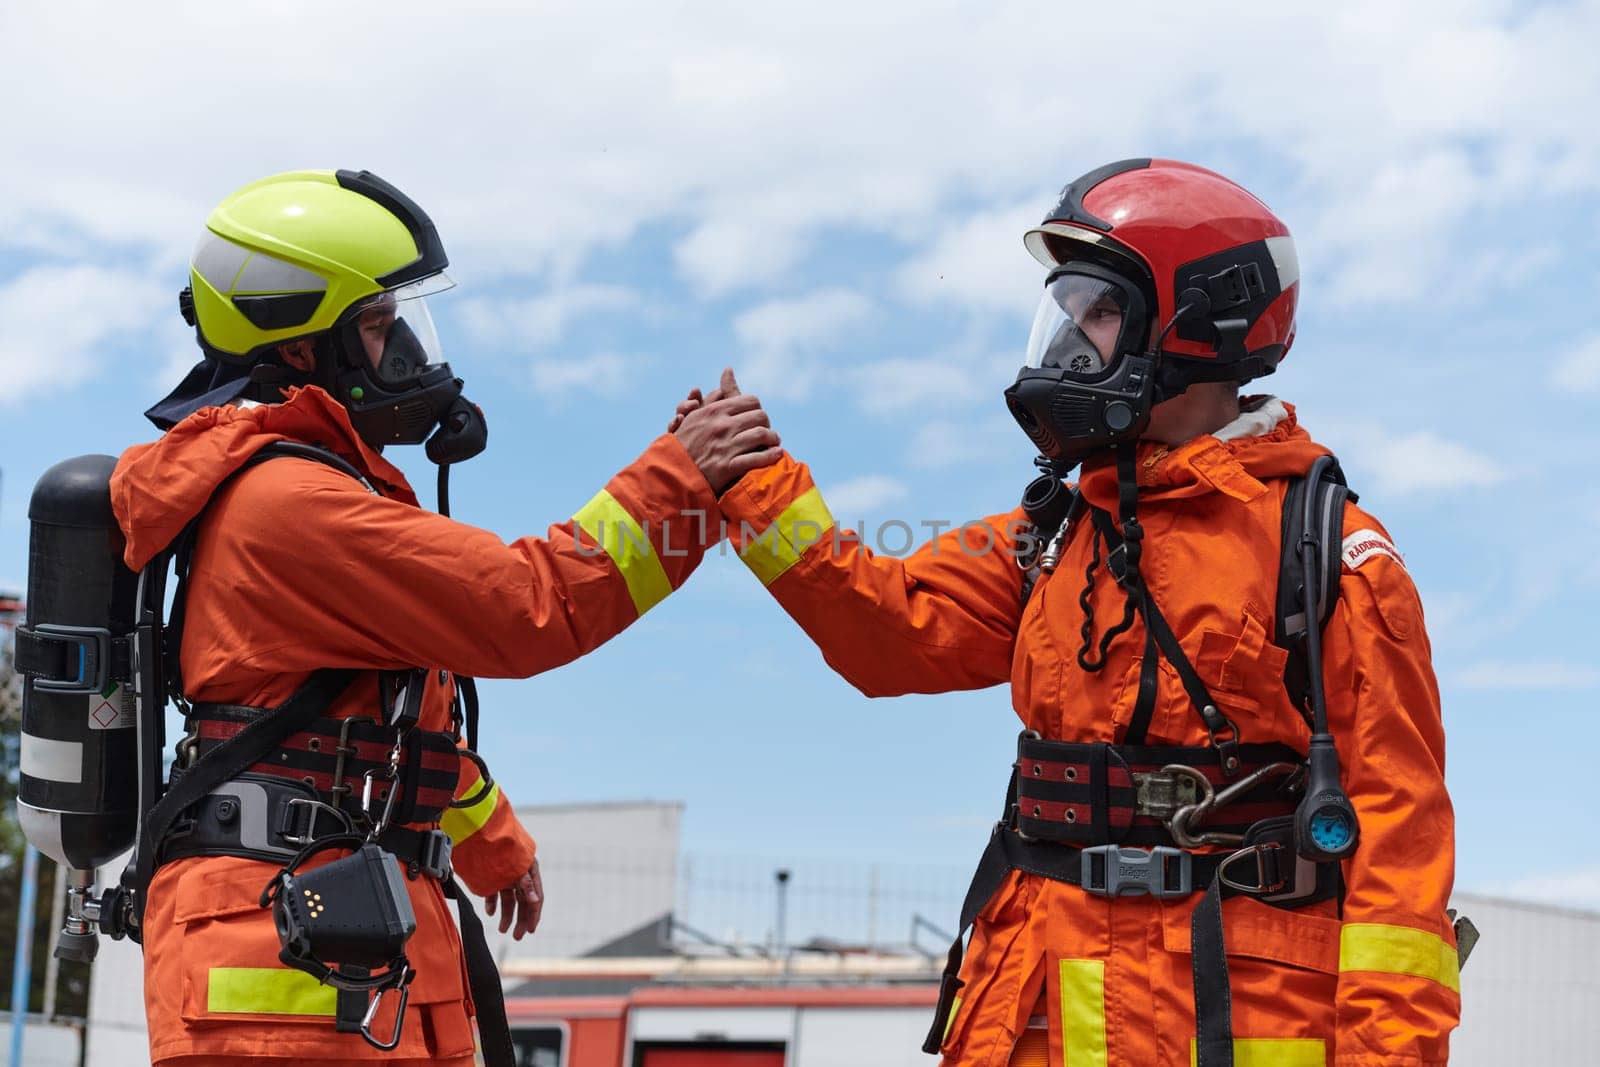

{"left": 573, "top": 489, "right": 673, "bottom": 616}
{"left": 442, "top": 781, "right": 500, "bottom": 845}
{"left": 740, "top": 487, "right": 835, "bottom": 587}
{"left": 1189, "top": 1039, "right": 1326, "bottom": 1066}
{"left": 208, "top": 967, "right": 337, "bottom": 1016}
{"left": 1339, "top": 922, "right": 1461, "bottom": 993}
{"left": 941, "top": 995, "right": 962, "bottom": 1044}
{"left": 1059, "top": 959, "right": 1108, "bottom": 1067}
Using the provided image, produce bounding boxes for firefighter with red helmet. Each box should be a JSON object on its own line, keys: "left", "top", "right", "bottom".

{"left": 698, "top": 160, "right": 1459, "bottom": 1065}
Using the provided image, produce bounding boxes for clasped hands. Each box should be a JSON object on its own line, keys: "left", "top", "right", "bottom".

{"left": 670, "top": 368, "right": 781, "bottom": 494}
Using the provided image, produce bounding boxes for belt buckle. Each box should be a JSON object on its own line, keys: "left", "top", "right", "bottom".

{"left": 1080, "top": 844, "right": 1192, "bottom": 898}
{"left": 1131, "top": 770, "right": 1201, "bottom": 821}
{"left": 418, "top": 830, "right": 453, "bottom": 880}
{"left": 1218, "top": 841, "right": 1321, "bottom": 903}
{"left": 280, "top": 797, "right": 354, "bottom": 848}
{"left": 328, "top": 716, "right": 375, "bottom": 805}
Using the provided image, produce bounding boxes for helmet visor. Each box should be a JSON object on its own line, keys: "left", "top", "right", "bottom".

{"left": 338, "top": 275, "right": 452, "bottom": 386}
{"left": 1023, "top": 270, "right": 1138, "bottom": 380}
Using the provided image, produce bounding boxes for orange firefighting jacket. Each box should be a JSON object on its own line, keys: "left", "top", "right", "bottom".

{"left": 718, "top": 402, "right": 1457, "bottom": 1067}
{"left": 111, "top": 385, "right": 718, "bottom": 1065}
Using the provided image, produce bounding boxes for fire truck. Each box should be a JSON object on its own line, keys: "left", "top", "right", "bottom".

{"left": 503, "top": 951, "right": 940, "bottom": 1067}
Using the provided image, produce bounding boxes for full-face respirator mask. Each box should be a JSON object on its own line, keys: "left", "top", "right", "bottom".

{"left": 1004, "top": 262, "right": 1158, "bottom": 469}
{"left": 328, "top": 282, "right": 487, "bottom": 466}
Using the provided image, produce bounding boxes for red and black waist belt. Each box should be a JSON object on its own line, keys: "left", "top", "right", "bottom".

{"left": 921, "top": 731, "right": 1335, "bottom": 1056}
{"left": 1012, "top": 733, "right": 1305, "bottom": 848}
{"left": 191, "top": 704, "right": 461, "bottom": 827}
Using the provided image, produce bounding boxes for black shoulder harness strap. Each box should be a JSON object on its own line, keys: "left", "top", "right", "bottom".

{"left": 130, "top": 441, "right": 377, "bottom": 927}
{"left": 1276, "top": 458, "right": 1355, "bottom": 715}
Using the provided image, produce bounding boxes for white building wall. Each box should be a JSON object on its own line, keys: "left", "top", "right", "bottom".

{"left": 1450, "top": 892, "right": 1600, "bottom": 1067}
{"left": 485, "top": 801, "right": 680, "bottom": 963}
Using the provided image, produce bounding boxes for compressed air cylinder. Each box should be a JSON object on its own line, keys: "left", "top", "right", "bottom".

{"left": 17, "top": 455, "right": 140, "bottom": 871}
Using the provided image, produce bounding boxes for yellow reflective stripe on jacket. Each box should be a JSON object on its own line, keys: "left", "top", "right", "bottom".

{"left": 573, "top": 489, "right": 673, "bottom": 616}
{"left": 740, "top": 487, "right": 835, "bottom": 586}
{"left": 207, "top": 967, "right": 337, "bottom": 1016}
{"left": 442, "top": 781, "right": 501, "bottom": 846}
{"left": 1059, "top": 959, "right": 1108, "bottom": 1067}
{"left": 1339, "top": 922, "right": 1461, "bottom": 993}
{"left": 1189, "top": 1038, "right": 1326, "bottom": 1067}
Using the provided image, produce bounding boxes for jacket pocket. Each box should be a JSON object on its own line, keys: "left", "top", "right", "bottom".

{"left": 174, "top": 862, "right": 347, "bottom": 1028}
{"left": 1162, "top": 895, "right": 1339, "bottom": 1058}
{"left": 941, "top": 870, "right": 1034, "bottom": 1057}
{"left": 171, "top": 857, "right": 467, "bottom": 1060}
{"left": 1162, "top": 894, "right": 1339, "bottom": 974}
{"left": 1196, "top": 610, "right": 1306, "bottom": 743}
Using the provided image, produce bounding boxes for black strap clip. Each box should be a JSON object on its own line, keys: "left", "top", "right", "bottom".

{"left": 16, "top": 624, "right": 117, "bottom": 694}
{"left": 1105, "top": 518, "right": 1143, "bottom": 587}
{"left": 413, "top": 830, "right": 453, "bottom": 881}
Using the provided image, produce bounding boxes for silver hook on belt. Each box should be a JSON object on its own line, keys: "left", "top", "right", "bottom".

{"left": 1166, "top": 762, "right": 1300, "bottom": 848}
{"left": 361, "top": 728, "right": 407, "bottom": 839}
{"left": 359, "top": 965, "right": 411, "bottom": 1051}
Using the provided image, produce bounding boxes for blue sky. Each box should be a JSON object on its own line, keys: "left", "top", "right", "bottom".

{"left": 3, "top": 0, "right": 1599, "bottom": 913}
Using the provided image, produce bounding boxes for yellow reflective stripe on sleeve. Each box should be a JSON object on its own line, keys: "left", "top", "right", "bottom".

{"left": 1339, "top": 922, "right": 1461, "bottom": 994}
{"left": 739, "top": 486, "right": 835, "bottom": 587}
{"left": 207, "top": 967, "right": 337, "bottom": 1016}
{"left": 1059, "top": 959, "right": 1108, "bottom": 1067}
{"left": 1189, "top": 1038, "right": 1326, "bottom": 1067}
{"left": 442, "top": 781, "right": 501, "bottom": 845}
{"left": 573, "top": 489, "right": 673, "bottom": 616}
{"left": 941, "top": 995, "right": 962, "bottom": 1044}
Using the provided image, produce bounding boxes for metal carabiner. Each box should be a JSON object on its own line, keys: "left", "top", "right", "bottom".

{"left": 1166, "top": 762, "right": 1299, "bottom": 849}
{"left": 359, "top": 966, "right": 412, "bottom": 1051}
{"left": 173, "top": 733, "right": 200, "bottom": 770}
{"left": 361, "top": 768, "right": 402, "bottom": 839}
{"left": 1162, "top": 766, "right": 1225, "bottom": 848}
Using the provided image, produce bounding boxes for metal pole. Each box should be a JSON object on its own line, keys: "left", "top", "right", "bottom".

{"left": 867, "top": 865, "right": 879, "bottom": 949}
{"left": 774, "top": 868, "right": 791, "bottom": 971}
{"left": 43, "top": 860, "right": 64, "bottom": 1018}
{"left": 9, "top": 843, "right": 40, "bottom": 1067}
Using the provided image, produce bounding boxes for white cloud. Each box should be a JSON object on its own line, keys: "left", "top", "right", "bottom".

{"left": 457, "top": 284, "right": 635, "bottom": 354}
{"left": 674, "top": 219, "right": 809, "bottom": 298}
{"left": 894, "top": 197, "right": 1046, "bottom": 319}
{"left": 530, "top": 352, "right": 639, "bottom": 401}
{"left": 823, "top": 475, "right": 910, "bottom": 517}
{"left": 0, "top": 264, "right": 170, "bottom": 406}
{"left": 1454, "top": 660, "right": 1600, "bottom": 691}
{"left": 731, "top": 288, "right": 873, "bottom": 399}
{"left": 1333, "top": 425, "right": 1511, "bottom": 495}
{"left": 1552, "top": 333, "right": 1600, "bottom": 392}
{"left": 5, "top": 0, "right": 1596, "bottom": 321}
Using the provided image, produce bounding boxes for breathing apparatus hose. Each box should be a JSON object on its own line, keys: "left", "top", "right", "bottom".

{"left": 1293, "top": 455, "right": 1359, "bottom": 861}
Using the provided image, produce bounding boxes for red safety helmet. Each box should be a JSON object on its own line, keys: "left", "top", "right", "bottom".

{"left": 1024, "top": 158, "right": 1298, "bottom": 389}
